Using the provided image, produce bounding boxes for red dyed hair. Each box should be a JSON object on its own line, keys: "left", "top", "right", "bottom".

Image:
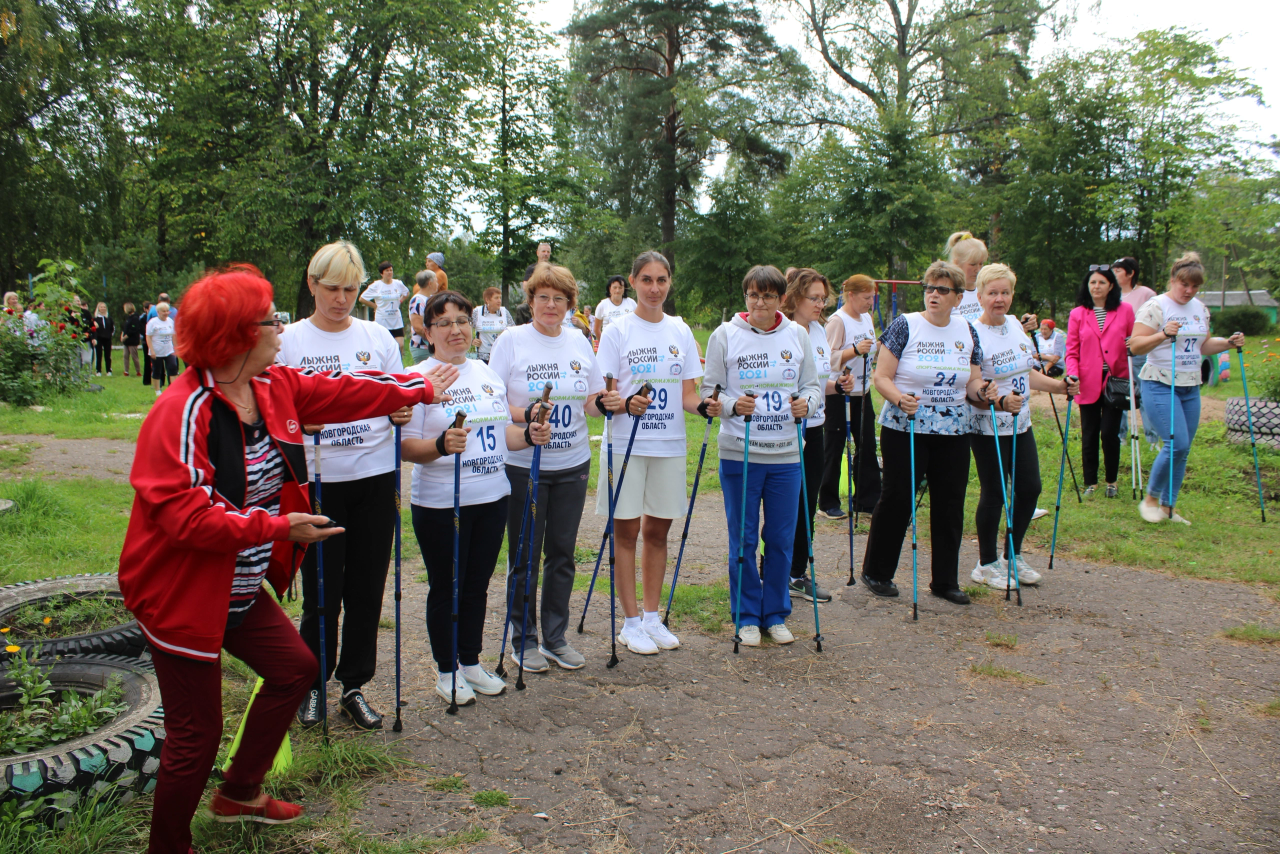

{"left": 174, "top": 265, "right": 274, "bottom": 369}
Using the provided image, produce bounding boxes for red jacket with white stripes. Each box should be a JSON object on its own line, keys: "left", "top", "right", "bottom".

{"left": 119, "top": 364, "right": 437, "bottom": 661}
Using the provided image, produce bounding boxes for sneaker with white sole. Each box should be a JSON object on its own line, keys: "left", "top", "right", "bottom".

{"left": 1009, "top": 556, "right": 1041, "bottom": 586}
{"left": 1031, "top": 507, "right": 1048, "bottom": 521}
{"left": 737, "top": 625, "right": 761, "bottom": 647}
{"left": 766, "top": 623, "right": 795, "bottom": 644}
{"left": 816, "top": 506, "right": 847, "bottom": 520}
{"left": 1170, "top": 512, "right": 1191, "bottom": 526}
{"left": 510, "top": 644, "right": 549, "bottom": 673}
{"left": 617, "top": 624, "right": 659, "bottom": 655}
{"left": 460, "top": 664, "right": 506, "bottom": 695}
{"left": 789, "top": 576, "right": 832, "bottom": 603}
{"left": 540, "top": 643, "right": 586, "bottom": 669}
{"left": 1138, "top": 500, "right": 1167, "bottom": 523}
{"left": 642, "top": 620, "right": 680, "bottom": 650}
{"left": 435, "top": 671, "right": 476, "bottom": 706}
{"left": 970, "top": 560, "right": 1012, "bottom": 590}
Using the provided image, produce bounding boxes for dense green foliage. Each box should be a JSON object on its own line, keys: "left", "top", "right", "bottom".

{"left": 1, "top": 0, "right": 1276, "bottom": 322}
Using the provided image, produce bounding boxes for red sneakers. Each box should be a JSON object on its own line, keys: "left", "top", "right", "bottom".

{"left": 208, "top": 790, "right": 305, "bottom": 824}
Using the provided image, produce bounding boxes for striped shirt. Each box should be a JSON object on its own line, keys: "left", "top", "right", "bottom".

{"left": 1093, "top": 307, "right": 1107, "bottom": 331}
{"left": 226, "top": 420, "right": 285, "bottom": 627}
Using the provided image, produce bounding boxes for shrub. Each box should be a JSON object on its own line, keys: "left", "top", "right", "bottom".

{"left": 0, "top": 259, "right": 92, "bottom": 405}
{"left": 1212, "top": 305, "right": 1273, "bottom": 337}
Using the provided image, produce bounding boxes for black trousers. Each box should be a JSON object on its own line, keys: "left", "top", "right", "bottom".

{"left": 152, "top": 354, "right": 178, "bottom": 387}
{"left": 791, "top": 425, "right": 823, "bottom": 578}
{"left": 142, "top": 339, "right": 151, "bottom": 383}
{"left": 95, "top": 340, "right": 112, "bottom": 373}
{"left": 412, "top": 497, "right": 508, "bottom": 672}
{"left": 971, "top": 428, "right": 1042, "bottom": 565}
{"left": 862, "top": 428, "right": 970, "bottom": 593}
{"left": 299, "top": 470, "right": 395, "bottom": 693}
{"left": 818, "top": 393, "right": 881, "bottom": 513}
{"left": 504, "top": 460, "right": 590, "bottom": 651}
{"left": 1077, "top": 399, "right": 1122, "bottom": 485}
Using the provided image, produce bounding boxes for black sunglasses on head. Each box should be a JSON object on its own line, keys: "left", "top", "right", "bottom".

{"left": 1088, "top": 264, "right": 1111, "bottom": 273}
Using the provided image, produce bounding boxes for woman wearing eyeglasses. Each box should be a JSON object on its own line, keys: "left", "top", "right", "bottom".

{"left": 1128, "top": 252, "right": 1244, "bottom": 524}
{"left": 860, "top": 261, "right": 993, "bottom": 605}
{"left": 487, "top": 263, "right": 618, "bottom": 673}
{"left": 1065, "top": 264, "right": 1135, "bottom": 498}
{"left": 276, "top": 240, "right": 420, "bottom": 731}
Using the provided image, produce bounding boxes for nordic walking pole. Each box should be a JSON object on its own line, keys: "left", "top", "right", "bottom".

{"left": 1048, "top": 377, "right": 1077, "bottom": 571}
{"left": 1027, "top": 324, "right": 1081, "bottom": 503}
{"left": 842, "top": 366, "right": 856, "bottom": 586}
{"left": 985, "top": 383, "right": 1020, "bottom": 605}
{"left": 312, "top": 432, "right": 329, "bottom": 744}
{"left": 606, "top": 380, "right": 652, "bottom": 667}
{"left": 1168, "top": 335, "right": 1176, "bottom": 520}
{"left": 516, "top": 384, "right": 553, "bottom": 688}
{"left": 906, "top": 395, "right": 919, "bottom": 622}
{"left": 732, "top": 392, "right": 756, "bottom": 653}
{"left": 792, "top": 393, "right": 823, "bottom": 652}
{"left": 663, "top": 384, "right": 722, "bottom": 627}
{"left": 1236, "top": 339, "right": 1267, "bottom": 522}
{"left": 447, "top": 410, "right": 467, "bottom": 716}
{"left": 495, "top": 476, "right": 532, "bottom": 679}
{"left": 577, "top": 374, "right": 615, "bottom": 633}
{"left": 1007, "top": 409, "right": 1021, "bottom": 606}
{"left": 392, "top": 422, "right": 403, "bottom": 732}
{"left": 578, "top": 378, "right": 651, "bottom": 633}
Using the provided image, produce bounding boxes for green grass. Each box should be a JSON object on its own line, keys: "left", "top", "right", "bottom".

{"left": 969, "top": 660, "right": 1045, "bottom": 685}
{"left": 471, "top": 789, "right": 510, "bottom": 807}
{"left": 0, "top": 374, "right": 157, "bottom": 440}
{"left": 963, "top": 584, "right": 991, "bottom": 600}
{"left": 0, "top": 478, "right": 134, "bottom": 587}
{"left": 1259, "top": 698, "right": 1280, "bottom": 717}
{"left": 1222, "top": 622, "right": 1280, "bottom": 644}
{"left": 985, "top": 631, "right": 1018, "bottom": 649}
{"left": 0, "top": 440, "right": 35, "bottom": 471}
{"left": 569, "top": 574, "right": 731, "bottom": 632}
{"left": 428, "top": 775, "right": 468, "bottom": 793}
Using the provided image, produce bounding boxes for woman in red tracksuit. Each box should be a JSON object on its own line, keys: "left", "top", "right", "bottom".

{"left": 118, "top": 265, "right": 457, "bottom": 854}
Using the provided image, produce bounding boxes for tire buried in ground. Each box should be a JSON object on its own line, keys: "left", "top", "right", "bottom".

{"left": 1225, "top": 396, "right": 1280, "bottom": 450}
{"left": 0, "top": 655, "right": 164, "bottom": 818}
{"left": 0, "top": 574, "right": 146, "bottom": 661}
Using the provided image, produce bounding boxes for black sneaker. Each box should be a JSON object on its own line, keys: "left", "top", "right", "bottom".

{"left": 297, "top": 689, "right": 322, "bottom": 727}
{"left": 860, "top": 573, "right": 899, "bottom": 598}
{"left": 931, "top": 588, "right": 971, "bottom": 605}
{"left": 789, "top": 576, "right": 833, "bottom": 603}
{"left": 339, "top": 690, "right": 383, "bottom": 730}
{"left": 816, "top": 506, "right": 846, "bottom": 521}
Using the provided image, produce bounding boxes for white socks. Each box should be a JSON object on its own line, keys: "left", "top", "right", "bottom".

{"left": 642, "top": 611, "right": 660, "bottom": 625}
{"left": 623, "top": 616, "right": 642, "bottom": 630}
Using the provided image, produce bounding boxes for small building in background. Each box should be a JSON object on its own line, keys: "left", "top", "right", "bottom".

{"left": 1201, "top": 290, "right": 1278, "bottom": 324}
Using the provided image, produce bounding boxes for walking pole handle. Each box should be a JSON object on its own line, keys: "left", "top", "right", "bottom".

{"left": 604, "top": 373, "right": 616, "bottom": 392}
{"left": 740, "top": 390, "right": 757, "bottom": 424}
{"left": 791, "top": 390, "right": 805, "bottom": 424}
{"left": 452, "top": 410, "right": 468, "bottom": 430}
{"left": 1064, "top": 375, "right": 1078, "bottom": 402}
{"left": 537, "top": 381, "right": 553, "bottom": 423}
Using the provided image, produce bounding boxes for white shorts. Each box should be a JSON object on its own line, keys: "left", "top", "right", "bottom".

{"left": 595, "top": 453, "right": 687, "bottom": 520}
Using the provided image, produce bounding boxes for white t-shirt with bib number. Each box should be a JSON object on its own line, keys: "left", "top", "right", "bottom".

{"left": 595, "top": 311, "right": 703, "bottom": 457}
{"left": 715, "top": 318, "right": 811, "bottom": 457}
{"left": 1138, "top": 295, "right": 1209, "bottom": 387}
{"left": 971, "top": 315, "right": 1038, "bottom": 436}
{"left": 361, "top": 279, "right": 408, "bottom": 330}
{"left": 806, "top": 319, "right": 830, "bottom": 428}
{"left": 405, "top": 358, "right": 513, "bottom": 509}
{"left": 595, "top": 297, "right": 637, "bottom": 334}
{"left": 487, "top": 323, "right": 604, "bottom": 471}
{"left": 277, "top": 318, "right": 403, "bottom": 482}
{"left": 953, "top": 289, "right": 983, "bottom": 324}
{"left": 828, "top": 310, "right": 877, "bottom": 393}
{"left": 878, "top": 313, "right": 982, "bottom": 436}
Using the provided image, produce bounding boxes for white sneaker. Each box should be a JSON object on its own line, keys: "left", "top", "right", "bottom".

{"left": 617, "top": 624, "right": 659, "bottom": 655}
{"left": 971, "top": 561, "right": 1011, "bottom": 590}
{"left": 1138, "top": 500, "right": 1167, "bottom": 523}
{"left": 1031, "top": 507, "right": 1048, "bottom": 521}
{"left": 766, "top": 623, "right": 795, "bottom": 644}
{"left": 460, "top": 664, "right": 506, "bottom": 696}
{"left": 737, "top": 625, "right": 761, "bottom": 647}
{"left": 642, "top": 619, "right": 680, "bottom": 650}
{"left": 106, "top": 371, "right": 112, "bottom": 377}
{"left": 95, "top": 372, "right": 102, "bottom": 377}
{"left": 1010, "top": 556, "right": 1041, "bottom": 586}
{"left": 434, "top": 671, "right": 476, "bottom": 706}
{"left": 1170, "top": 512, "right": 1191, "bottom": 526}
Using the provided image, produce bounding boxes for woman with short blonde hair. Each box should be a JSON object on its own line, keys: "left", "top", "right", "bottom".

{"left": 947, "top": 232, "right": 988, "bottom": 323}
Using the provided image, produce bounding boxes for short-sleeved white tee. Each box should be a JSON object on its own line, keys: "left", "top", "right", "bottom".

{"left": 594, "top": 311, "right": 704, "bottom": 457}
{"left": 595, "top": 297, "right": 637, "bottom": 334}
{"left": 145, "top": 317, "right": 175, "bottom": 357}
{"left": 488, "top": 323, "right": 605, "bottom": 471}
{"left": 277, "top": 318, "right": 403, "bottom": 482}
{"left": 404, "top": 358, "right": 513, "bottom": 509}
{"left": 362, "top": 279, "right": 409, "bottom": 330}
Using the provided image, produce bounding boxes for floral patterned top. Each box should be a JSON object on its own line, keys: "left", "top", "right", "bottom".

{"left": 877, "top": 314, "right": 983, "bottom": 436}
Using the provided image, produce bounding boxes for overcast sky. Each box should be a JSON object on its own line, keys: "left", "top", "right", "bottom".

{"left": 529, "top": 0, "right": 1280, "bottom": 145}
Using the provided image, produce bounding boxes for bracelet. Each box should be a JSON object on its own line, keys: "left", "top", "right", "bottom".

{"left": 523, "top": 424, "right": 534, "bottom": 446}
{"left": 435, "top": 433, "right": 450, "bottom": 457}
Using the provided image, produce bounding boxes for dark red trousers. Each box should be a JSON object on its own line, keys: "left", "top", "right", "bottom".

{"left": 147, "top": 590, "right": 316, "bottom": 854}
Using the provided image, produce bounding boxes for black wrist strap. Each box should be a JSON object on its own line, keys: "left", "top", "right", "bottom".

{"left": 697, "top": 399, "right": 710, "bottom": 418}
{"left": 435, "top": 433, "right": 450, "bottom": 457}
{"left": 625, "top": 391, "right": 644, "bottom": 412}
{"left": 523, "top": 424, "right": 533, "bottom": 446}
{"left": 997, "top": 395, "right": 1006, "bottom": 412}
{"left": 523, "top": 401, "right": 537, "bottom": 423}
{"left": 592, "top": 393, "right": 608, "bottom": 414}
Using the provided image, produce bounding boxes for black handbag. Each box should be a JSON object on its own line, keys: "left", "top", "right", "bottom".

{"left": 1102, "top": 369, "right": 1139, "bottom": 409}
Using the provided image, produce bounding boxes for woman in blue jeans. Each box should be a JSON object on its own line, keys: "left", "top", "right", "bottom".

{"left": 702, "top": 265, "right": 821, "bottom": 647}
{"left": 1129, "top": 252, "right": 1244, "bottom": 524}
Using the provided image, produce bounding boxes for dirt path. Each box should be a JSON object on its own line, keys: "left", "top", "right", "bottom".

{"left": 0, "top": 433, "right": 135, "bottom": 481}
{"left": 335, "top": 467, "right": 1280, "bottom": 854}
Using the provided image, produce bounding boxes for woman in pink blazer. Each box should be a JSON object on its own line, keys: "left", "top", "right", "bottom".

{"left": 1066, "top": 265, "right": 1135, "bottom": 497}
